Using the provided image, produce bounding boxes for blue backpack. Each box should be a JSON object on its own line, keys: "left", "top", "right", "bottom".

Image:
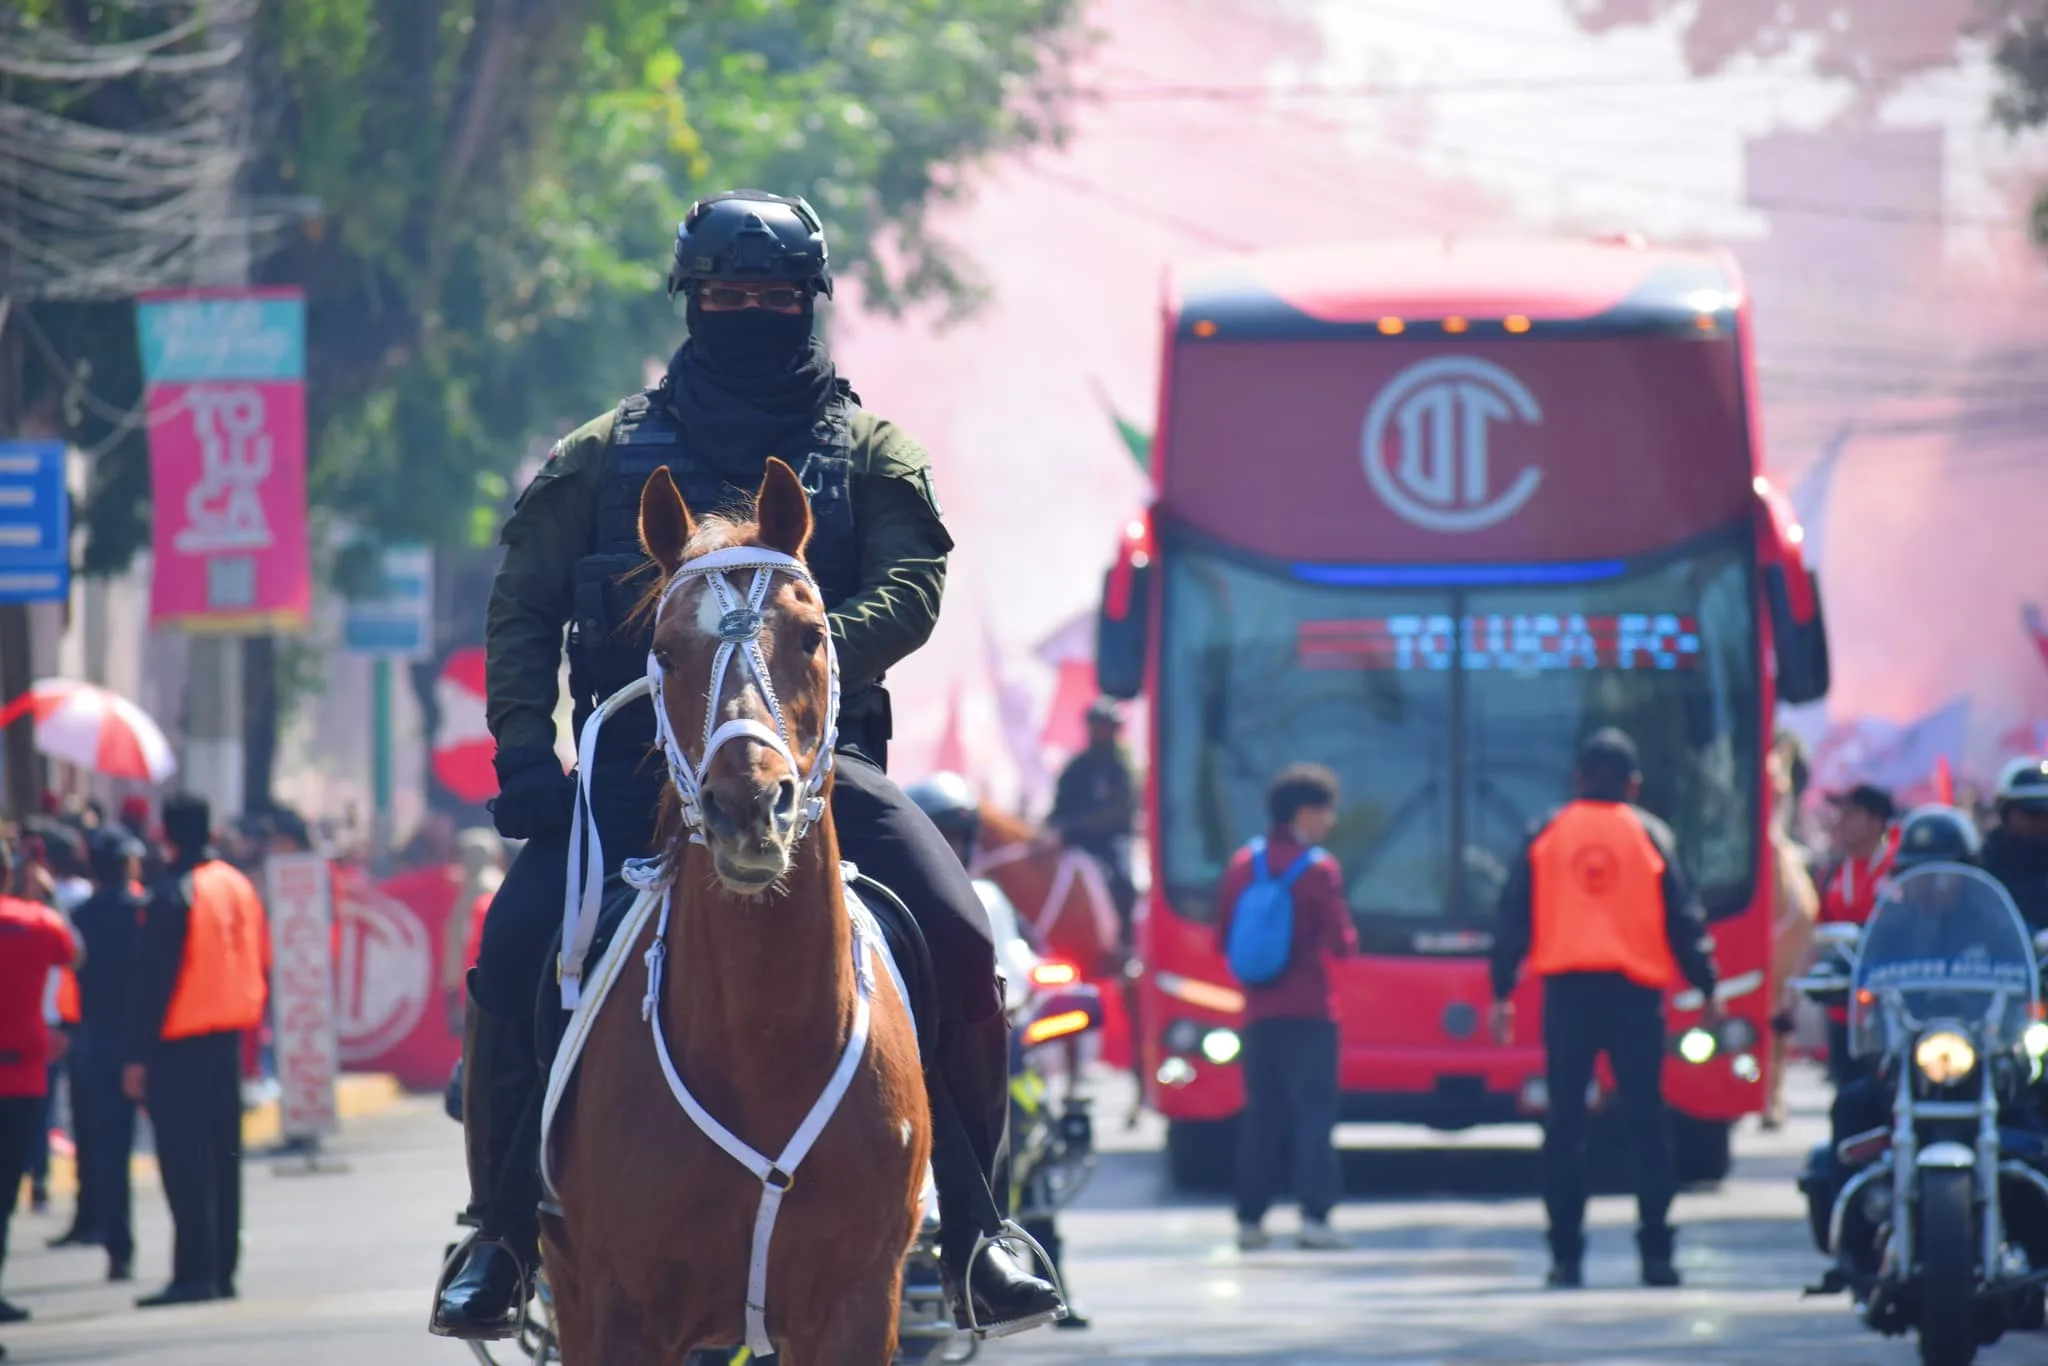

{"left": 1224, "top": 837, "right": 1326, "bottom": 986}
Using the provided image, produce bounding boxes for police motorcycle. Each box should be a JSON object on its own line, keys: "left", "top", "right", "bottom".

{"left": 888, "top": 877, "right": 1103, "bottom": 1362}
{"left": 1794, "top": 856, "right": 2048, "bottom": 1366}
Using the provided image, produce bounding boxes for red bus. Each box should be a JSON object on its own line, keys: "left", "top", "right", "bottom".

{"left": 1095, "top": 237, "right": 1829, "bottom": 1188}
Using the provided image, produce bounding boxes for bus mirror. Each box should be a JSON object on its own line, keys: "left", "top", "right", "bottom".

{"left": 1096, "top": 559, "right": 1151, "bottom": 700}
{"left": 1764, "top": 564, "right": 1830, "bottom": 705}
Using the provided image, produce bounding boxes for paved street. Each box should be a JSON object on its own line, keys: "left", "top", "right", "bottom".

{"left": 5, "top": 1065, "right": 2030, "bottom": 1364}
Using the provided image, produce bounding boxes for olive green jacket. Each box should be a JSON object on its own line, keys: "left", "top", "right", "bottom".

{"left": 485, "top": 404, "right": 952, "bottom": 754}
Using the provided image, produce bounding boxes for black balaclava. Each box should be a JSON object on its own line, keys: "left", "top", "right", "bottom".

{"left": 684, "top": 293, "right": 815, "bottom": 379}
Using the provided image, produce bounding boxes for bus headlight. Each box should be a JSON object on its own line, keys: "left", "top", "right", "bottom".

{"left": 1677, "top": 1028, "right": 1717, "bottom": 1065}
{"left": 1200, "top": 1028, "right": 1242, "bottom": 1065}
{"left": 1718, "top": 1017, "right": 1759, "bottom": 1053}
{"left": 1914, "top": 1031, "right": 1977, "bottom": 1085}
{"left": 1163, "top": 1019, "right": 1202, "bottom": 1055}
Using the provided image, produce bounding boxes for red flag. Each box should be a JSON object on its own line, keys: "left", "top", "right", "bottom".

{"left": 2025, "top": 604, "right": 2048, "bottom": 674}
{"left": 932, "top": 679, "right": 969, "bottom": 776}
{"left": 1933, "top": 755, "right": 1955, "bottom": 806}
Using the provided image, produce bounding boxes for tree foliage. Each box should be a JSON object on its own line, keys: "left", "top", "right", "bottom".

{"left": 1989, "top": 2, "right": 2048, "bottom": 241}
{"left": 1561, "top": 0, "right": 1982, "bottom": 110}
{"left": 20, "top": 0, "right": 1081, "bottom": 574}
{"left": 262, "top": 0, "right": 1080, "bottom": 572}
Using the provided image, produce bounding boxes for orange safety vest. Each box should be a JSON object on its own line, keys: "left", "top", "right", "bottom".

{"left": 55, "top": 968, "right": 80, "bottom": 1026}
{"left": 161, "top": 861, "right": 272, "bottom": 1041}
{"left": 1528, "top": 800, "right": 1679, "bottom": 990}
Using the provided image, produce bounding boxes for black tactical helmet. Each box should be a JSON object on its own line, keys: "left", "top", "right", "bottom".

{"left": 667, "top": 190, "right": 832, "bottom": 299}
{"left": 1996, "top": 757, "right": 2048, "bottom": 811}
{"left": 1890, "top": 804, "right": 1983, "bottom": 873}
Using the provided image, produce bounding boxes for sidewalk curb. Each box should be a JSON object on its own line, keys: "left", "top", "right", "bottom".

{"left": 242, "top": 1072, "right": 405, "bottom": 1149}
{"left": 41, "top": 1072, "right": 405, "bottom": 1196}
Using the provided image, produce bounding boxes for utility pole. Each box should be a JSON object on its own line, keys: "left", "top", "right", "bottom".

{"left": 0, "top": 60, "right": 43, "bottom": 820}
{"left": 179, "top": 3, "right": 256, "bottom": 820}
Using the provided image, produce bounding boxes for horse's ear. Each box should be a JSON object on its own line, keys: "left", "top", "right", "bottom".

{"left": 756, "top": 457, "right": 813, "bottom": 561}
{"left": 639, "top": 465, "right": 696, "bottom": 574}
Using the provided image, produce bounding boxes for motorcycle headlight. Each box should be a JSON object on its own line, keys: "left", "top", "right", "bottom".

{"left": 2025, "top": 1021, "right": 2048, "bottom": 1061}
{"left": 1914, "top": 1030, "right": 1977, "bottom": 1085}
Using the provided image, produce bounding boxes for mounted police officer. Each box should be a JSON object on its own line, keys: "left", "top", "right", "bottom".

{"left": 432, "top": 190, "right": 1063, "bottom": 1341}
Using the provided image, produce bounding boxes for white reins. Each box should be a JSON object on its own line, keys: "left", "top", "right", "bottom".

{"left": 557, "top": 544, "right": 839, "bottom": 1008}
{"left": 562, "top": 541, "right": 863, "bottom": 1359}
{"left": 646, "top": 543, "right": 841, "bottom": 849}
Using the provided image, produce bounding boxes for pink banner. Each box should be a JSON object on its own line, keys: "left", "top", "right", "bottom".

{"left": 146, "top": 380, "right": 311, "bottom": 630}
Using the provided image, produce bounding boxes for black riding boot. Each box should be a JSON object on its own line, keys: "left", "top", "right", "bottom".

{"left": 932, "top": 1013, "right": 1064, "bottom": 1333}
{"left": 430, "top": 978, "right": 542, "bottom": 1340}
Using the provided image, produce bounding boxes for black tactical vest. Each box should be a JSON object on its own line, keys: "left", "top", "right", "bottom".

{"left": 565, "top": 382, "right": 863, "bottom": 747}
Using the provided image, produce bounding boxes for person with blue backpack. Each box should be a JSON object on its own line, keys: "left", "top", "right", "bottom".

{"left": 1215, "top": 763, "right": 1355, "bottom": 1252}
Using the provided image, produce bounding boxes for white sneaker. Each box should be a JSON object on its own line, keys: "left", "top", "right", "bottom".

{"left": 1296, "top": 1218, "right": 1347, "bottom": 1250}
{"left": 1236, "top": 1222, "right": 1271, "bottom": 1251}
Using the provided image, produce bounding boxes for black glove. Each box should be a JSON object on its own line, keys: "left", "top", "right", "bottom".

{"left": 489, "top": 744, "right": 576, "bottom": 841}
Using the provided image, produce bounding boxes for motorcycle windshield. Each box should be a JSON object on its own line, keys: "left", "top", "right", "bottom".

{"left": 1849, "top": 863, "right": 2038, "bottom": 1058}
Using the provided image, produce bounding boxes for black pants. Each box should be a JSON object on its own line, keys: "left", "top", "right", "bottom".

{"left": 73, "top": 1031, "right": 136, "bottom": 1265}
{"left": 1074, "top": 838, "right": 1138, "bottom": 952}
{"left": 147, "top": 1031, "right": 243, "bottom": 1292}
{"left": 0, "top": 1093, "right": 41, "bottom": 1291}
{"left": 1234, "top": 1017, "right": 1341, "bottom": 1226}
{"left": 476, "top": 746, "right": 1000, "bottom": 1028}
{"left": 1540, "top": 973, "right": 1674, "bottom": 1262}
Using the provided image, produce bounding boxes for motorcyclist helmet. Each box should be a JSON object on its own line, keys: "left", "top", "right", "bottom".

{"left": 667, "top": 189, "right": 832, "bottom": 299}
{"left": 1995, "top": 756, "right": 2048, "bottom": 812}
{"left": 906, "top": 771, "right": 981, "bottom": 847}
{"left": 1889, "top": 803, "right": 1982, "bottom": 874}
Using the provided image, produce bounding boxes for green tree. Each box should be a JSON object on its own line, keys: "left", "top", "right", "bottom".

{"left": 8, "top": 0, "right": 1082, "bottom": 810}
{"left": 1990, "top": 2, "right": 2048, "bottom": 241}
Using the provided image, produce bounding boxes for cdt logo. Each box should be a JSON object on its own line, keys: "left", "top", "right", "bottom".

{"left": 1362, "top": 356, "right": 1543, "bottom": 532}
{"left": 334, "top": 881, "right": 432, "bottom": 1063}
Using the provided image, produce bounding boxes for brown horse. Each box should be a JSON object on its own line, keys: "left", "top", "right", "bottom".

{"left": 972, "top": 807, "right": 1124, "bottom": 979}
{"left": 972, "top": 807, "right": 1142, "bottom": 1115}
{"left": 545, "top": 460, "right": 929, "bottom": 1364}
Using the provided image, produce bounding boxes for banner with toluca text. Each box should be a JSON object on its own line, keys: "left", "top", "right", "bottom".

{"left": 138, "top": 289, "right": 311, "bottom": 631}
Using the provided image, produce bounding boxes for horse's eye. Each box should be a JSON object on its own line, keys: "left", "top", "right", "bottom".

{"left": 652, "top": 647, "right": 674, "bottom": 673}
{"left": 802, "top": 625, "right": 826, "bottom": 655}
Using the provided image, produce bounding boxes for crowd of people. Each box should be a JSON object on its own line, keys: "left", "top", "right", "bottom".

{"left": 1208, "top": 727, "right": 2048, "bottom": 1290}
{"left": 0, "top": 789, "right": 513, "bottom": 1360}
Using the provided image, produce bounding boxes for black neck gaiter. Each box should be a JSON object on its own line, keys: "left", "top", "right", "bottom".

{"left": 667, "top": 299, "right": 842, "bottom": 466}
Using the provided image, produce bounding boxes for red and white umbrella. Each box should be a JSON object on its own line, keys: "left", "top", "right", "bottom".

{"left": 0, "top": 678, "right": 177, "bottom": 783}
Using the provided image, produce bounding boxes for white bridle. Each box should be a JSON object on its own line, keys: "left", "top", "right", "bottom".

{"left": 556, "top": 542, "right": 838, "bottom": 1010}
{"left": 646, "top": 543, "right": 841, "bottom": 847}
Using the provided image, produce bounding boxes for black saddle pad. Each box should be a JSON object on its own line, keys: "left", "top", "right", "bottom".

{"left": 531, "top": 870, "right": 940, "bottom": 1073}
{"left": 849, "top": 871, "right": 940, "bottom": 1070}
{"left": 534, "top": 876, "right": 645, "bottom": 1069}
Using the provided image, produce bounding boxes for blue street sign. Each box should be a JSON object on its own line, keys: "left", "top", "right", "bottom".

{"left": 0, "top": 442, "right": 71, "bottom": 604}
{"left": 343, "top": 545, "right": 433, "bottom": 658}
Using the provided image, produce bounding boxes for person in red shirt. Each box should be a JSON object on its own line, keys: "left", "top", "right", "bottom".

{"left": 1818, "top": 782, "right": 1896, "bottom": 1084}
{"left": 0, "top": 834, "right": 82, "bottom": 1323}
{"left": 1213, "top": 763, "right": 1355, "bottom": 1253}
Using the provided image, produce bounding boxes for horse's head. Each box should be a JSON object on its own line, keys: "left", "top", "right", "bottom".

{"left": 639, "top": 458, "right": 836, "bottom": 896}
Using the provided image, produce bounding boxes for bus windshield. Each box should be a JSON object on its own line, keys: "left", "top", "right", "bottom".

{"left": 1155, "top": 529, "right": 1760, "bottom": 946}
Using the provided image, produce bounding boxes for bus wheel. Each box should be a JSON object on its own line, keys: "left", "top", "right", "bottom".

{"left": 1166, "top": 1117, "right": 1238, "bottom": 1192}
{"left": 1673, "top": 1116, "right": 1732, "bottom": 1187}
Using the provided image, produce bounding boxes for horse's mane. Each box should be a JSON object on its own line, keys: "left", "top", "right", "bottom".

{"left": 978, "top": 804, "right": 1037, "bottom": 846}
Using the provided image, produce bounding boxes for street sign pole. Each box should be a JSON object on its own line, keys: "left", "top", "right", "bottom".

{"left": 372, "top": 656, "right": 393, "bottom": 871}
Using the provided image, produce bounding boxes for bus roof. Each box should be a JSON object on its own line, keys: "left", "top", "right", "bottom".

{"left": 1167, "top": 237, "right": 1743, "bottom": 341}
